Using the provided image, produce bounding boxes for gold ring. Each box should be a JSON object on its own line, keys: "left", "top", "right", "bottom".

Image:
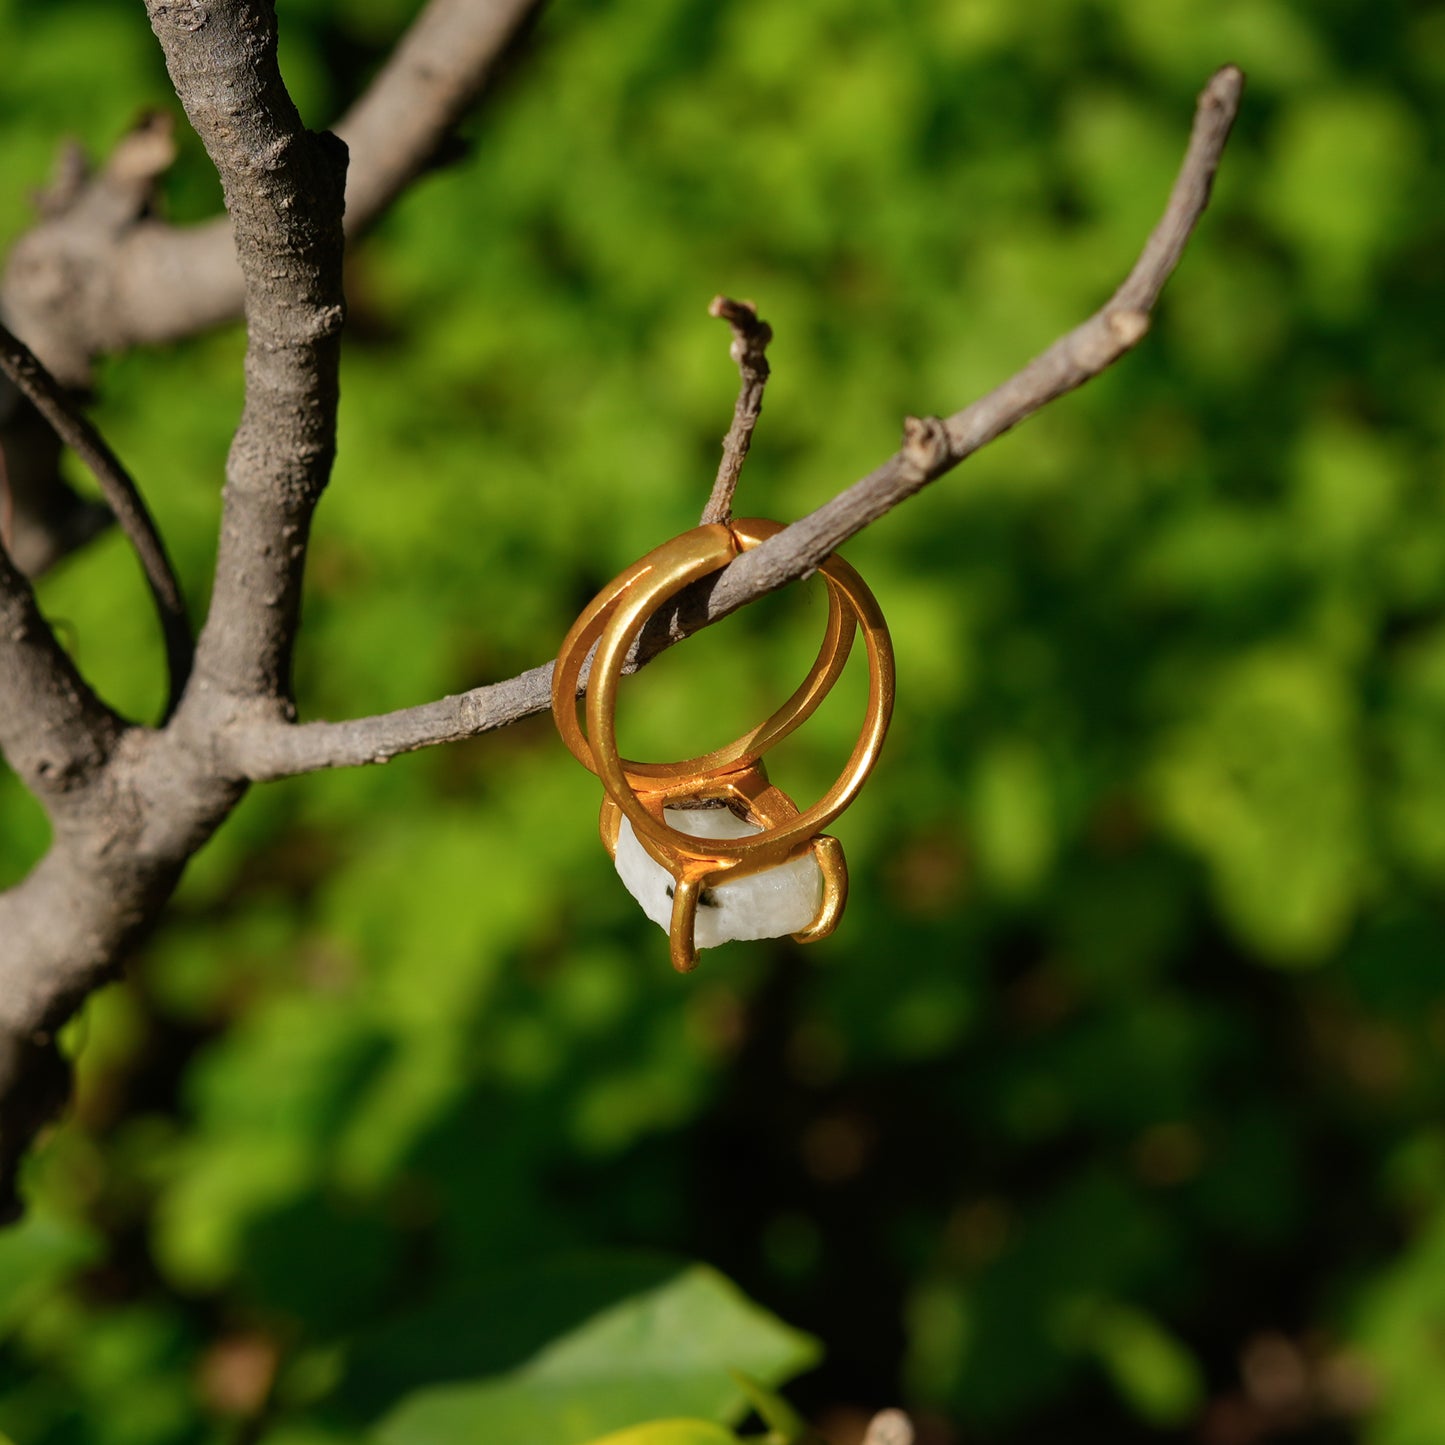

{"left": 553, "top": 517, "right": 894, "bottom": 971}
{"left": 552, "top": 518, "right": 856, "bottom": 787}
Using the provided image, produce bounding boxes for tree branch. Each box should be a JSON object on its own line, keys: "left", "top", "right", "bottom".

{"left": 0, "top": 59, "right": 1241, "bottom": 1219}
{"left": 0, "top": 0, "right": 542, "bottom": 581}
{"left": 0, "top": 0, "right": 543, "bottom": 378}
{"left": 0, "top": 0, "right": 349, "bottom": 1219}
{"left": 0, "top": 414, "right": 112, "bottom": 578}
{"left": 699, "top": 295, "right": 773, "bottom": 526}
{"left": 224, "top": 664, "right": 555, "bottom": 780}
{"left": 144, "top": 0, "right": 348, "bottom": 711}
{"left": 0, "top": 321, "right": 192, "bottom": 715}
{"left": 0, "top": 541, "right": 122, "bottom": 809}
{"left": 0, "top": 779, "right": 229, "bottom": 1225}
{"left": 220, "top": 64, "right": 1244, "bottom": 784}
{"left": 698, "top": 64, "right": 1244, "bottom": 621}
{"left": 333, "top": 0, "right": 544, "bottom": 231}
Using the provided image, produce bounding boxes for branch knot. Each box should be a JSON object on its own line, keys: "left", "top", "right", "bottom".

{"left": 900, "top": 414, "right": 950, "bottom": 480}
{"left": 147, "top": 0, "right": 209, "bottom": 32}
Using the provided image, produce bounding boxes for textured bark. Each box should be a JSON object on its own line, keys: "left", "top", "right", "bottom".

{"left": 143, "top": 0, "right": 348, "bottom": 708}
{"left": 0, "top": 0, "right": 540, "bottom": 377}
{"left": 0, "top": 0, "right": 349, "bottom": 1218}
{"left": 700, "top": 296, "right": 774, "bottom": 527}
{"left": 0, "top": 543, "right": 121, "bottom": 805}
{"left": 0, "top": 0, "right": 543, "bottom": 580}
{"left": 0, "top": 22, "right": 1243, "bottom": 1218}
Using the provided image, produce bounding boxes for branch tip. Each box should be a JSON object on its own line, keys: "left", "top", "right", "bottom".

{"left": 707, "top": 293, "right": 754, "bottom": 322}
{"left": 700, "top": 295, "right": 774, "bottom": 526}
{"left": 1206, "top": 63, "right": 1246, "bottom": 107}
{"left": 107, "top": 109, "right": 178, "bottom": 187}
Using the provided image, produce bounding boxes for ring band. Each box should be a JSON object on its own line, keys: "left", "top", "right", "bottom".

{"left": 552, "top": 517, "right": 894, "bottom": 970}
{"left": 552, "top": 518, "right": 856, "bottom": 788}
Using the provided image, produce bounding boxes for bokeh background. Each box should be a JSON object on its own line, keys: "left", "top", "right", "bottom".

{"left": 2, "top": 0, "right": 1444, "bottom": 1441}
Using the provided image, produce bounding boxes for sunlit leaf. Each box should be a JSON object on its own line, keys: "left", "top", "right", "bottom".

{"left": 372, "top": 1264, "right": 818, "bottom": 1445}
{"left": 583, "top": 1422, "right": 738, "bottom": 1445}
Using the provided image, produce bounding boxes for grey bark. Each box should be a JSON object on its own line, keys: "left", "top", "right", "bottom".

{"left": 700, "top": 296, "right": 775, "bottom": 527}
{"left": 0, "top": 0, "right": 350, "bottom": 1220}
{"left": 0, "top": 320, "right": 192, "bottom": 713}
{"left": 0, "top": 0, "right": 544, "bottom": 578}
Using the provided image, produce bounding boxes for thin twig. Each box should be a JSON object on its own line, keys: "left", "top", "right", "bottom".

{"left": 700, "top": 295, "right": 772, "bottom": 525}
{"left": 219, "top": 65, "right": 1244, "bottom": 784}
{"left": 0, "top": 0, "right": 542, "bottom": 580}
{"left": 334, "top": 0, "right": 544, "bottom": 233}
{"left": 0, "top": 538, "right": 122, "bottom": 810}
{"left": 699, "top": 64, "right": 1245, "bottom": 621}
{"left": 0, "top": 0, "right": 544, "bottom": 374}
{"left": 0, "top": 437, "right": 12, "bottom": 553}
{"left": 0, "top": 320, "right": 192, "bottom": 715}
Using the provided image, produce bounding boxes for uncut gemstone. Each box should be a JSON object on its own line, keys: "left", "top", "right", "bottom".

{"left": 613, "top": 805, "right": 824, "bottom": 947}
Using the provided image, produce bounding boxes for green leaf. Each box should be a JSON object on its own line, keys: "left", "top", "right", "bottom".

{"left": 583, "top": 1423, "right": 738, "bottom": 1445}
{"left": 372, "top": 1263, "right": 818, "bottom": 1445}
{"left": 728, "top": 1372, "right": 810, "bottom": 1443}
{"left": 0, "top": 1210, "right": 102, "bottom": 1341}
{"left": 1149, "top": 647, "right": 1365, "bottom": 964}
{"left": 1056, "top": 1297, "right": 1203, "bottom": 1427}
{"left": 1353, "top": 1203, "right": 1445, "bottom": 1445}
{"left": 969, "top": 737, "right": 1056, "bottom": 897}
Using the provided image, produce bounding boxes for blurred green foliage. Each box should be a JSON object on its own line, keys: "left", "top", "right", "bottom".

{"left": 366, "top": 1263, "right": 817, "bottom": 1445}
{"left": 585, "top": 1424, "right": 741, "bottom": 1445}
{"left": 2, "top": 0, "right": 1445, "bottom": 1441}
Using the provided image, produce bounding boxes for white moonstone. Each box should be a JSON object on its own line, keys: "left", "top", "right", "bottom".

{"left": 613, "top": 805, "right": 824, "bottom": 948}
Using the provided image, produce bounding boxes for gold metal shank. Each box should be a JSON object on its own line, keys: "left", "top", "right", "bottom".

{"left": 552, "top": 516, "right": 894, "bottom": 971}
{"left": 551, "top": 519, "right": 857, "bottom": 787}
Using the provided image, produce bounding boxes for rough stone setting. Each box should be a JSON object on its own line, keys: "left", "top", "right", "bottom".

{"left": 613, "top": 805, "right": 825, "bottom": 948}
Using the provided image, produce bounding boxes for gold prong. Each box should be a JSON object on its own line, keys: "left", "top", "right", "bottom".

{"left": 554, "top": 516, "right": 892, "bottom": 972}
{"left": 793, "top": 834, "right": 848, "bottom": 944}
{"left": 668, "top": 875, "right": 704, "bottom": 973}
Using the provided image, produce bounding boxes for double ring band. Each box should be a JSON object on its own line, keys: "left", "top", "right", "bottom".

{"left": 552, "top": 517, "right": 894, "bottom": 971}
